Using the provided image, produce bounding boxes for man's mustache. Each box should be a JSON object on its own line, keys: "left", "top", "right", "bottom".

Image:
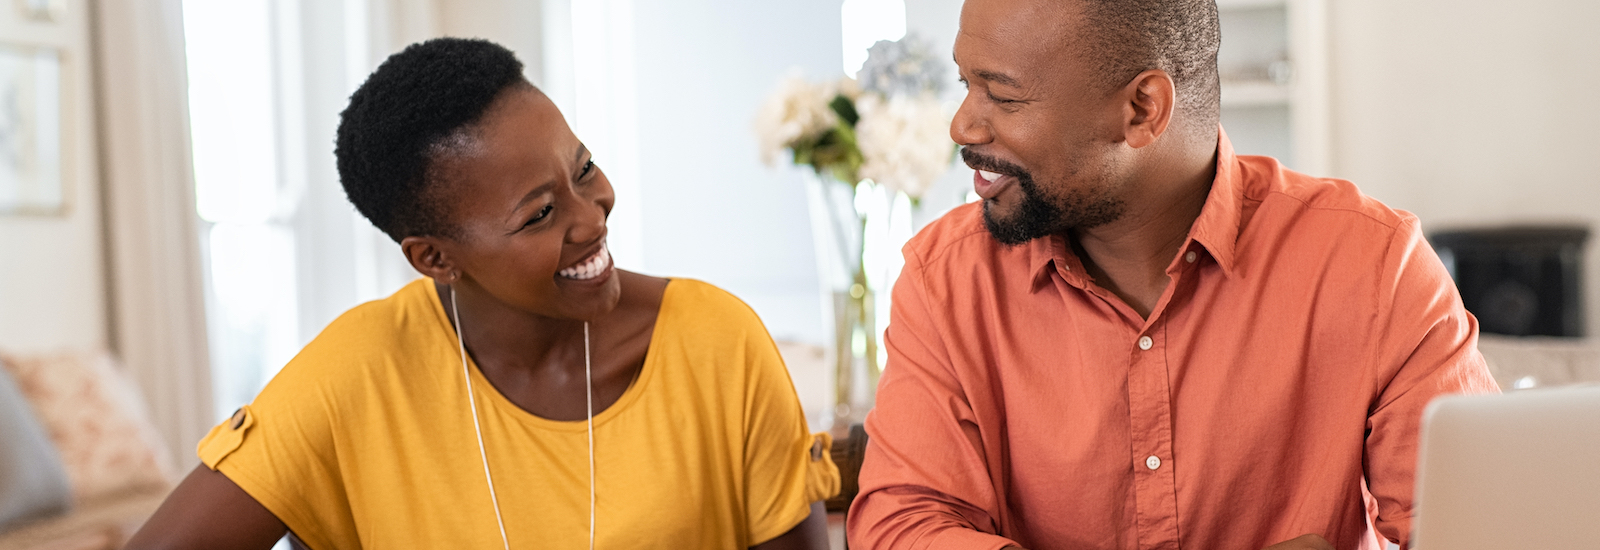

{"left": 960, "top": 147, "right": 1030, "bottom": 181}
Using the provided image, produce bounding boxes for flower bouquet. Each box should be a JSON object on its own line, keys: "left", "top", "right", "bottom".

{"left": 755, "top": 34, "right": 956, "bottom": 428}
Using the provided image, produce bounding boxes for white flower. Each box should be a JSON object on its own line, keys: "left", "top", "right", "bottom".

{"left": 855, "top": 94, "right": 954, "bottom": 199}
{"left": 858, "top": 34, "right": 947, "bottom": 98}
{"left": 754, "top": 75, "right": 840, "bottom": 166}
{"left": 835, "top": 76, "right": 862, "bottom": 102}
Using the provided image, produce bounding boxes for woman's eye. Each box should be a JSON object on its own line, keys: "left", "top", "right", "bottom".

{"left": 525, "top": 204, "right": 554, "bottom": 227}
{"left": 580, "top": 159, "right": 596, "bottom": 178}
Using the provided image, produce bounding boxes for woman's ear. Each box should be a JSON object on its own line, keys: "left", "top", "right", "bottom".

{"left": 401, "top": 236, "right": 460, "bottom": 284}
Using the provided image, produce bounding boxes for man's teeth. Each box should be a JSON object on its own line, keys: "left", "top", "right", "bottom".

{"left": 558, "top": 245, "right": 611, "bottom": 280}
{"left": 979, "top": 170, "right": 1002, "bottom": 182}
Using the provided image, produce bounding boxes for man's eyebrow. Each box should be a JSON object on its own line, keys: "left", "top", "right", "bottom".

{"left": 974, "top": 69, "right": 1023, "bottom": 88}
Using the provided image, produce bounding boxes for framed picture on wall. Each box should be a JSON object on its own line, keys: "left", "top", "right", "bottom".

{"left": 0, "top": 43, "right": 64, "bottom": 215}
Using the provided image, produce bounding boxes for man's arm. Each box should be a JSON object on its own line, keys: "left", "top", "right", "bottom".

{"left": 1362, "top": 219, "right": 1500, "bottom": 548}
{"left": 846, "top": 251, "right": 1018, "bottom": 550}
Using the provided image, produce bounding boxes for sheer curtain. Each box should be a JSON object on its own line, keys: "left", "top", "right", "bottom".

{"left": 92, "top": 0, "right": 214, "bottom": 467}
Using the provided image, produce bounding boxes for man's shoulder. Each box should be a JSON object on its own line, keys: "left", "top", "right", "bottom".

{"left": 903, "top": 202, "right": 1010, "bottom": 266}
{"left": 1239, "top": 155, "right": 1417, "bottom": 232}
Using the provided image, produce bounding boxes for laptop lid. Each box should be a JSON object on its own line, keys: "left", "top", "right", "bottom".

{"left": 1412, "top": 385, "right": 1600, "bottom": 549}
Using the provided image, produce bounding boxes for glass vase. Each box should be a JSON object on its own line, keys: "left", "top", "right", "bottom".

{"left": 807, "top": 175, "right": 904, "bottom": 433}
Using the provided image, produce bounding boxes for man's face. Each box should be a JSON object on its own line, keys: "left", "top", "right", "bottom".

{"left": 953, "top": 0, "right": 1129, "bottom": 245}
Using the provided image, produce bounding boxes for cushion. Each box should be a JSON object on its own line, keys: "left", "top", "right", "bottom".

{"left": 0, "top": 360, "right": 72, "bottom": 529}
{"left": 0, "top": 351, "right": 174, "bottom": 505}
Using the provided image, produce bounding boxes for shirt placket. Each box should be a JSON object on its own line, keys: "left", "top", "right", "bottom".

{"left": 1129, "top": 310, "right": 1180, "bottom": 549}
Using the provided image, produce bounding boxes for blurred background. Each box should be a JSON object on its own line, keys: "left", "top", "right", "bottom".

{"left": 1, "top": 0, "right": 1597, "bottom": 546}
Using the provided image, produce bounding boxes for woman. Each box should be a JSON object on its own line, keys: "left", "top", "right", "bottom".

{"left": 127, "top": 38, "right": 838, "bottom": 549}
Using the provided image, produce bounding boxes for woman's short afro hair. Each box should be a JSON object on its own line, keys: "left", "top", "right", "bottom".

{"left": 335, "top": 37, "right": 527, "bottom": 242}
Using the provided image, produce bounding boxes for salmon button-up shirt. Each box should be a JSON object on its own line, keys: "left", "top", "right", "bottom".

{"left": 849, "top": 135, "right": 1499, "bottom": 550}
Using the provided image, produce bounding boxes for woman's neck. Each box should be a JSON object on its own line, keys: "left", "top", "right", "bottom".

{"left": 436, "top": 280, "right": 588, "bottom": 377}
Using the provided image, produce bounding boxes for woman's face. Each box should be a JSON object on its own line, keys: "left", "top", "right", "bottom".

{"left": 423, "top": 86, "right": 621, "bottom": 320}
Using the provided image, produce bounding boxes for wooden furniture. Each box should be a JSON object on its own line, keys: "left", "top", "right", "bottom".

{"left": 826, "top": 423, "right": 869, "bottom": 513}
{"left": 824, "top": 423, "right": 869, "bottom": 548}
{"left": 0, "top": 490, "right": 166, "bottom": 550}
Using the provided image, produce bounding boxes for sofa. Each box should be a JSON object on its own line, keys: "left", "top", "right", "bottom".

{"left": 0, "top": 351, "right": 175, "bottom": 550}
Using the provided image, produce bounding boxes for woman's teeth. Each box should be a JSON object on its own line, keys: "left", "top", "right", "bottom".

{"left": 558, "top": 243, "right": 611, "bottom": 280}
{"left": 979, "top": 170, "right": 1002, "bottom": 182}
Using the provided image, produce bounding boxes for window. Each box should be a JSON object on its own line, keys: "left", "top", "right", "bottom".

{"left": 182, "top": 0, "right": 301, "bottom": 422}
{"left": 840, "top": 0, "right": 905, "bottom": 77}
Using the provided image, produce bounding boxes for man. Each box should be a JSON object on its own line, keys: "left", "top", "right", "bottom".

{"left": 848, "top": 1, "right": 1498, "bottom": 549}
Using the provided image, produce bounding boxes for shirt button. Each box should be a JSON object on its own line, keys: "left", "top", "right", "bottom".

{"left": 1138, "top": 336, "right": 1153, "bottom": 350}
{"left": 1146, "top": 455, "right": 1162, "bottom": 470}
{"left": 1184, "top": 251, "right": 1197, "bottom": 263}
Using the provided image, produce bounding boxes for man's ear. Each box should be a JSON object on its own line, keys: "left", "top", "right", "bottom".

{"left": 1121, "top": 69, "right": 1176, "bottom": 149}
{"left": 401, "top": 235, "right": 460, "bottom": 284}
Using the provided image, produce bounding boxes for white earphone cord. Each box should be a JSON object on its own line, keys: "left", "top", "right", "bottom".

{"left": 452, "top": 286, "right": 595, "bottom": 550}
{"left": 584, "top": 321, "right": 595, "bottom": 550}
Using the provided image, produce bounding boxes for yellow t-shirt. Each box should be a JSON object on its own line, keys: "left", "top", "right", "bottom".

{"left": 197, "top": 278, "right": 839, "bottom": 549}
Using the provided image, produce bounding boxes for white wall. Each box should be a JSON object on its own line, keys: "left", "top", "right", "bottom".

{"left": 436, "top": 0, "right": 542, "bottom": 80}
{"left": 1326, "top": 0, "right": 1600, "bottom": 337}
{"left": 628, "top": 0, "right": 844, "bottom": 345}
{"left": 0, "top": 0, "right": 108, "bottom": 354}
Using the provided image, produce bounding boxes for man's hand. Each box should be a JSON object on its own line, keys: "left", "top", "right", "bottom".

{"left": 1263, "top": 534, "right": 1334, "bottom": 550}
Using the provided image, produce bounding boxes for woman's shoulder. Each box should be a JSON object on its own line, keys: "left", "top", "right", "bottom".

{"left": 276, "top": 278, "right": 447, "bottom": 388}
{"left": 658, "top": 278, "right": 766, "bottom": 334}
{"left": 314, "top": 279, "right": 442, "bottom": 350}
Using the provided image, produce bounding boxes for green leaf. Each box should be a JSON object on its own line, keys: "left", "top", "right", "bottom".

{"left": 829, "top": 94, "right": 860, "bottom": 127}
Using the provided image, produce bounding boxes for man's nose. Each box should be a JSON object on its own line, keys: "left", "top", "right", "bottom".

{"left": 950, "top": 94, "right": 992, "bottom": 146}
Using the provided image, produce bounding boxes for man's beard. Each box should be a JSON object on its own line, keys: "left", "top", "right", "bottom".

{"left": 962, "top": 148, "right": 1125, "bottom": 246}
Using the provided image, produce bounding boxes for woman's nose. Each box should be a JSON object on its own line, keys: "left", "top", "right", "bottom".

{"left": 565, "top": 193, "right": 608, "bottom": 244}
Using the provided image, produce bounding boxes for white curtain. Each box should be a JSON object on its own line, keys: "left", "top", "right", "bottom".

{"left": 91, "top": 0, "right": 215, "bottom": 467}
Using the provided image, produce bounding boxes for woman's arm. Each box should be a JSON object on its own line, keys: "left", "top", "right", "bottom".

{"left": 750, "top": 502, "right": 829, "bottom": 550}
{"left": 124, "top": 465, "right": 287, "bottom": 550}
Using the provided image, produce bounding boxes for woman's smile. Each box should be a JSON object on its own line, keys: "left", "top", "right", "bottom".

{"left": 557, "top": 240, "right": 613, "bottom": 282}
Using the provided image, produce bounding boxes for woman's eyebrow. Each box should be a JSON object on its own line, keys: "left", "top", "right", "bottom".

{"left": 511, "top": 181, "right": 556, "bottom": 216}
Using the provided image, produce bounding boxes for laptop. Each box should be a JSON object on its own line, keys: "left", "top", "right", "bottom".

{"left": 1411, "top": 384, "right": 1600, "bottom": 549}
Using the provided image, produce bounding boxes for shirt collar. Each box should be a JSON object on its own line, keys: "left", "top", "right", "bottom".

{"left": 1187, "top": 127, "right": 1244, "bottom": 277}
{"left": 1029, "top": 126, "right": 1246, "bottom": 289}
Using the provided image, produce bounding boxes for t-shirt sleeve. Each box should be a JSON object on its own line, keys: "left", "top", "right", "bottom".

{"left": 738, "top": 305, "right": 841, "bottom": 545}
{"left": 195, "top": 351, "right": 358, "bottom": 550}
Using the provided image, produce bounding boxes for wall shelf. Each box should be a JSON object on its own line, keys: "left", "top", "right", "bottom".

{"left": 1221, "top": 80, "right": 1292, "bottom": 107}
{"left": 1217, "top": 0, "right": 1330, "bottom": 175}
